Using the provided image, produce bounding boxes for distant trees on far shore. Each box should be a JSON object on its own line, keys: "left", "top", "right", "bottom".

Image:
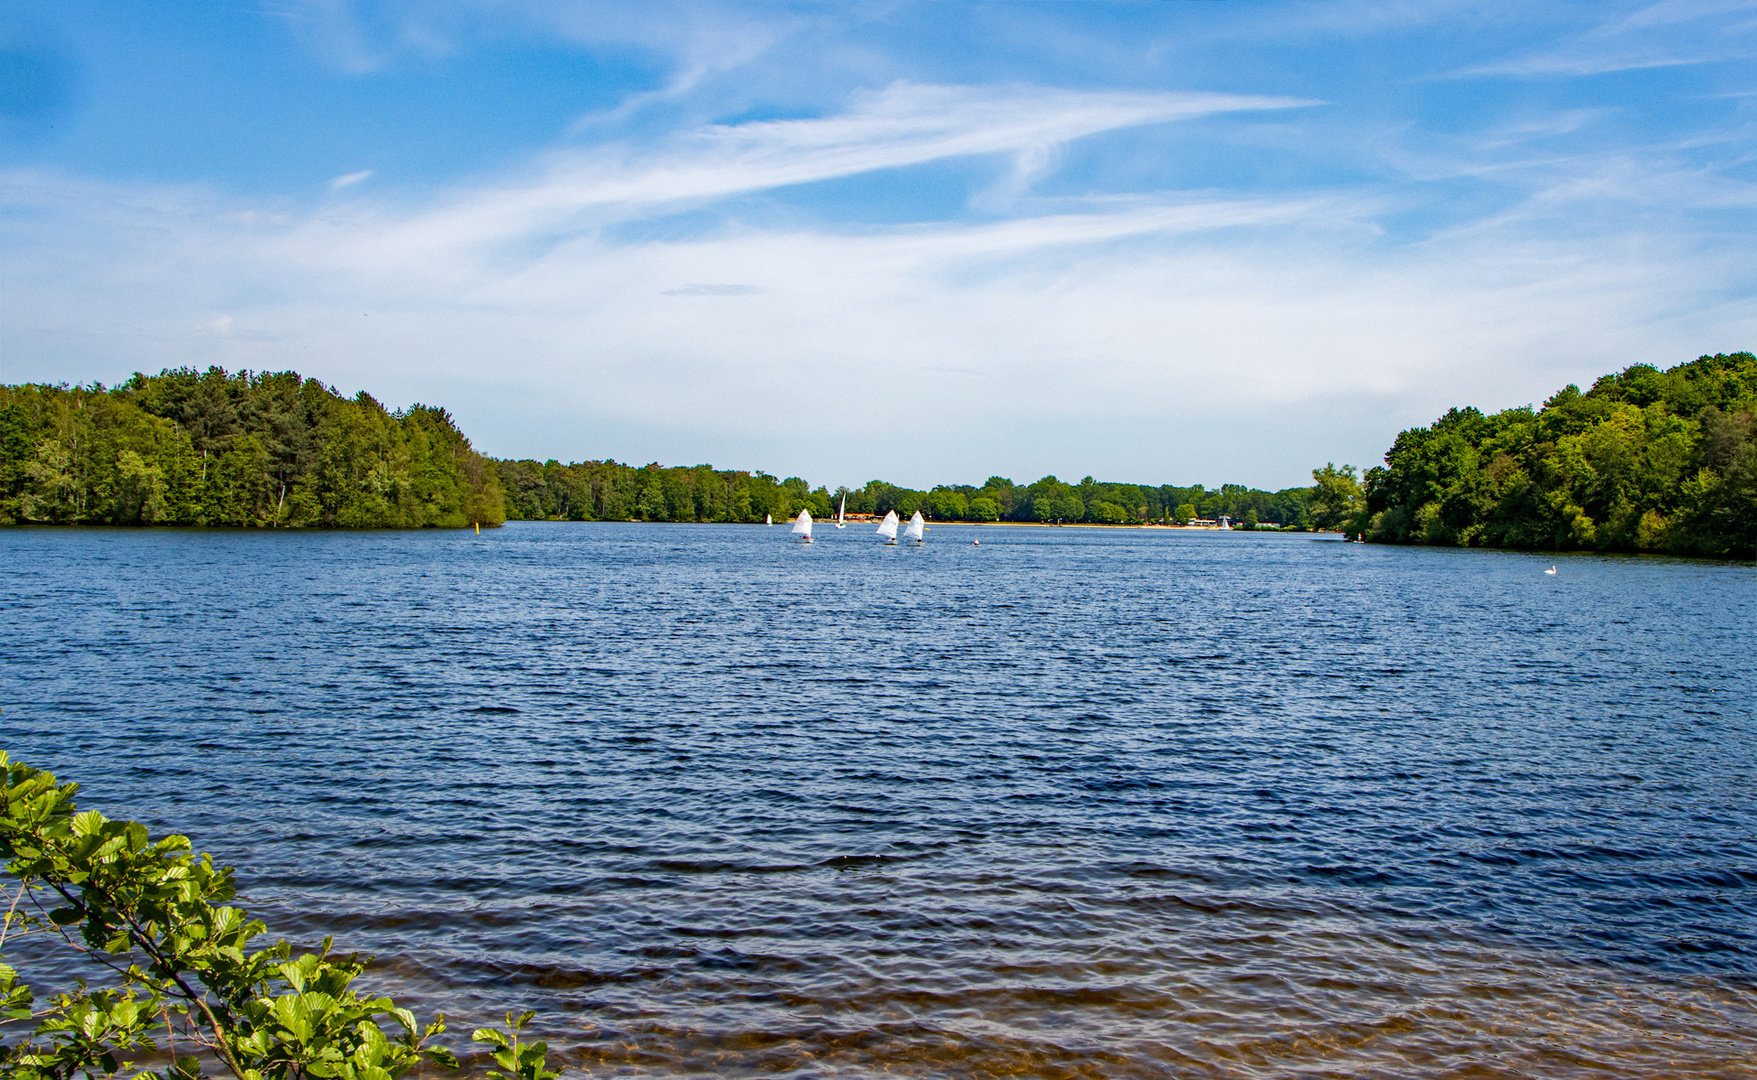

{"left": 31, "top": 350, "right": 1754, "bottom": 557}
{"left": 0, "top": 367, "right": 1314, "bottom": 532}
{"left": 493, "top": 459, "right": 1318, "bottom": 529}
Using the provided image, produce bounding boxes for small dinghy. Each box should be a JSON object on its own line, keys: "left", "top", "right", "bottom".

{"left": 792, "top": 509, "right": 813, "bottom": 543}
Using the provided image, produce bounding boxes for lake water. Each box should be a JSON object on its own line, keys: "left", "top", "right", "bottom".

{"left": 2, "top": 522, "right": 1754, "bottom": 1077}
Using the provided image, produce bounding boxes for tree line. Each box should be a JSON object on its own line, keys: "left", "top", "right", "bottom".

{"left": 495, "top": 459, "right": 1317, "bottom": 528}
{"left": 0, "top": 369, "right": 505, "bottom": 528}
{"left": 0, "top": 367, "right": 1315, "bottom": 531}
{"left": 1, "top": 368, "right": 1315, "bottom": 531}
{"left": 27, "top": 353, "right": 1754, "bottom": 555}
{"left": 1308, "top": 352, "right": 1757, "bottom": 557}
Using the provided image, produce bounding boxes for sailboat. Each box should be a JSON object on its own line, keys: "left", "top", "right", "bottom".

{"left": 876, "top": 510, "right": 899, "bottom": 544}
{"left": 765, "top": 513, "right": 772, "bottom": 526}
{"left": 904, "top": 510, "right": 925, "bottom": 544}
{"left": 792, "top": 509, "right": 813, "bottom": 543}
{"left": 835, "top": 493, "right": 847, "bottom": 528}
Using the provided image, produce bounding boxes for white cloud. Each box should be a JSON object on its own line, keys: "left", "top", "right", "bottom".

{"left": 272, "top": 0, "right": 820, "bottom": 95}
{"left": 267, "top": 0, "right": 389, "bottom": 73}
{"left": 328, "top": 169, "right": 375, "bottom": 191}
{"left": 665, "top": 283, "right": 763, "bottom": 295}
{"left": 1606, "top": 0, "right": 1757, "bottom": 33}
{"left": 1454, "top": 0, "right": 1757, "bottom": 76}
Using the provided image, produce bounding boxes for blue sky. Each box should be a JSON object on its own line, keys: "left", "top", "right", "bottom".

{"left": 3, "top": 1, "right": 1756, "bottom": 490}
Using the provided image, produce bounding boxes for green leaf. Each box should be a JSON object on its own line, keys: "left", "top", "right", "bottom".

{"left": 0, "top": 753, "right": 481, "bottom": 1080}
{"left": 426, "top": 1047, "right": 460, "bottom": 1070}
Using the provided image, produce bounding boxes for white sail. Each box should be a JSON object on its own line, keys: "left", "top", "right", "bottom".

{"left": 765, "top": 513, "right": 772, "bottom": 526}
{"left": 904, "top": 510, "right": 925, "bottom": 542}
{"left": 836, "top": 493, "right": 846, "bottom": 528}
{"left": 876, "top": 510, "right": 899, "bottom": 540}
{"left": 792, "top": 509, "right": 812, "bottom": 538}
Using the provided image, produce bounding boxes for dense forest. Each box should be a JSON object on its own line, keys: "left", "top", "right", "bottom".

{"left": 0, "top": 369, "right": 505, "bottom": 527}
{"left": 14, "top": 355, "right": 1753, "bottom": 550}
{"left": 1311, "top": 352, "right": 1757, "bottom": 557}
{"left": 495, "top": 458, "right": 1315, "bottom": 528}
{"left": 2, "top": 367, "right": 1313, "bottom": 531}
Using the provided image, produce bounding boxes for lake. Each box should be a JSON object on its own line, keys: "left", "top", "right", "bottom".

{"left": 2, "top": 522, "right": 1754, "bottom": 1077}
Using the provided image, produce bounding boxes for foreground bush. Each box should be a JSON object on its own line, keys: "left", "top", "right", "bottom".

{"left": 0, "top": 751, "right": 551, "bottom": 1080}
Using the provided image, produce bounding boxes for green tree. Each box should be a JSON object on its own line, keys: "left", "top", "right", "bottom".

{"left": 0, "top": 370, "right": 504, "bottom": 529}
{"left": 0, "top": 751, "right": 550, "bottom": 1080}
{"left": 1349, "top": 352, "right": 1757, "bottom": 554}
{"left": 1310, "top": 463, "right": 1365, "bottom": 536}
{"left": 636, "top": 479, "right": 667, "bottom": 520}
{"left": 113, "top": 451, "right": 168, "bottom": 525}
{"left": 930, "top": 488, "right": 969, "bottom": 521}
{"left": 19, "top": 442, "right": 80, "bottom": 523}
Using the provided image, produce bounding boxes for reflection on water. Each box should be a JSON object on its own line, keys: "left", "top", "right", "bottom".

{"left": 2, "top": 523, "right": 1753, "bottom": 1076}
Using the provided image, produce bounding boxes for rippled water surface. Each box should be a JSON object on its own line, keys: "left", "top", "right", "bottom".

{"left": 3, "top": 523, "right": 1755, "bottom": 1077}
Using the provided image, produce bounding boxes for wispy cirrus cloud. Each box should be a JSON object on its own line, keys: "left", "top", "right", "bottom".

{"left": 1453, "top": 0, "right": 1757, "bottom": 76}
{"left": 555, "top": 82, "right": 1308, "bottom": 216}
{"left": 269, "top": 0, "right": 821, "bottom": 91}
{"left": 274, "top": 82, "right": 1316, "bottom": 278}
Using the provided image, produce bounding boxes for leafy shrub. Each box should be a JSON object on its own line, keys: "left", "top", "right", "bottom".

{"left": 0, "top": 751, "right": 550, "bottom": 1080}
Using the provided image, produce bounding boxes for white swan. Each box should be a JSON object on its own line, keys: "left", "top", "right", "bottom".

{"left": 1544, "top": 565, "right": 1557, "bottom": 575}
